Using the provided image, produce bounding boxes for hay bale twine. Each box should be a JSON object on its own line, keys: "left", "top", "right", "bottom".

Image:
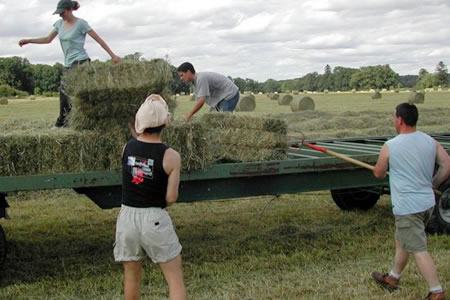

{"left": 235, "top": 95, "right": 256, "bottom": 112}
{"left": 270, "top": 93, "right": 279, "bottom": 100}
{"left": 0, "top": 98, "right": 8, "bottom": 105}
{"left": 371, "top": 91, "right": 382, "bottom": 99}
{"left": 408, "top": 92, "right": 425, "bottom": 104}
{"left": 290, "top": 96, "right": 315, "bottom": 112}
{"left": 278, "top": 94, "right": 293, "bottom": 105}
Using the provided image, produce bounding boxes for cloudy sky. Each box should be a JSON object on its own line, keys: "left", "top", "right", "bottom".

{"left": 1, "top": 0, "right": 450, "bottom": 81}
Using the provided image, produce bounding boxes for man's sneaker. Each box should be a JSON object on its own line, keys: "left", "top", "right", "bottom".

{"left": 415, "top": 291, "right": 446, "bottom": 300}
{"left": 371, "top": 271, "right": 399, "bottom": 291}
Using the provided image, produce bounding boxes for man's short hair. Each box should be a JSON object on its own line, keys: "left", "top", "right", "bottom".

{"left": 143, "top": 125, "right": 165, "bottom": 134}
{"left": 177, "top": 62, "right": 195, "bottom": 74}
{"left": 395, "top": 102, "right": 418, "bottom": 126}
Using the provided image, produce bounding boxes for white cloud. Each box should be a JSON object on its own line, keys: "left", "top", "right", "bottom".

{"left": 1, "top": 0, "right": 450, "bottom": 81}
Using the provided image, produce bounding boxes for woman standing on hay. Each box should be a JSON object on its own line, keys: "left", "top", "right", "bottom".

{"left": 18, "top": 0, "right": 121, "bottom": 128}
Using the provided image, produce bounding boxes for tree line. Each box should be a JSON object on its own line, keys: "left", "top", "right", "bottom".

{"left": 0, "top": 55, "right": 448, "bottom": 97}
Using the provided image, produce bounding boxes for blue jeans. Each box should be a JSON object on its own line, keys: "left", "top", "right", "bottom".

{"left": 211, "top": 91, "right": 240, "bottom": 112}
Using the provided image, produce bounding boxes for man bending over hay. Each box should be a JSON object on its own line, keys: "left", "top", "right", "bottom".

{"left": 177, "top": 62, "right": 240, "bottom": 121}
{"left": 114, "top": 95, "right": 187, "bottom": 300}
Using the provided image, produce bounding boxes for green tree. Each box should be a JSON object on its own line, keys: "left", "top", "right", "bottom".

{"left": 416, "top": 73, "right": 436, "bottom": 89}
{"left": 333, "top": 66, "right": 358, "bottom": 91}
{"left": 245, "top": 78, "right": 261, "bottom": 93}
{"left": 262, "top": 78, "right": 280, "bottom": 93}
{"left": 435, "top": 61, "right": 448, "bottom": 87}
{"left": 350, "top": 65, "right": 399, "bottom": 90}
{"left": 233, "top": 77, "right": 246, "bottom": 92}
{"left": 32, "top": 63, "right": 63, "bottom": 93}
{"left": 0, "top": 56, "right": 34, "bottom": 93}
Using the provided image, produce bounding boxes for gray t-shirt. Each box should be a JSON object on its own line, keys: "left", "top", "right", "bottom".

{"left": 386, "top": 131, "right": 436, "bottom": 215}
{"left": 53, "top": 18, "right": 91, "bottom": 67}
{"left": 193, "top": 72, "right": 239, "bottom": 108}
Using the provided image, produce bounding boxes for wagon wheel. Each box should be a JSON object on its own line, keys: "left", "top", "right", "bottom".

{"left": 428, "top": 179, "right": 450, "bottom": 234}
{"left": 330, "top": 188, "right": 380, "bottom": 211}
{"left": 0, "top": 224, "right": 6, "bottom": 272}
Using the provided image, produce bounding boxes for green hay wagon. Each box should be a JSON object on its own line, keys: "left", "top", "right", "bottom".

{"left": 1, "top": 133, "right": 450, "bottom": 272}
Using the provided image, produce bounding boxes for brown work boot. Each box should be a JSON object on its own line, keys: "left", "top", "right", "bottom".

{"left": 415, "top": 291, "right": 446, "bottom": 300}
{"left": 371, "top": 271, "right": 399, "bottom": 291}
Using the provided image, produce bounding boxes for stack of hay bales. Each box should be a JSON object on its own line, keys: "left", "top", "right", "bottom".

{"left": 0, "top": 127, "right": 125, "bottom": 176}
{"left": 199, "top": 113, "right": 288, "bottom": 163}
{"left": 278, "top": 94, "right": 293, "bottom": 105}
{"left": 235, "top": 94, "right": 256, "bottom": 112}
{"left": 0, "top": 98, "right": 8, "bottom": 105}
{"left": 0, "top": 121, "right": 212, "bottom": 174}
{"left": 290, "top": 96, "right": 315, "bottom": 112}
{"left": 1, "top": 60, "right": 289, "bottom": 176}
{"left": 408, "top": 92, "right": 425, "bottom": 104}
{"left": 64, "top": 59, "right": 176, "bottom": 131}
{"left": 371, "top": 91, "right": 382, "bottom": 99}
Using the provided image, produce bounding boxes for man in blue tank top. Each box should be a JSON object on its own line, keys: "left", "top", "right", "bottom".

{"left": 371, "top": 103, "right": 450, "bottom": 300}
{"left": 114, "top": 95, "right": 186, "bottom": 300}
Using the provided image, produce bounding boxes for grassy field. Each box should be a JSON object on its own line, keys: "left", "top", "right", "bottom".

{"left": 0, "top": 91, "right": 449, "bottom": 299}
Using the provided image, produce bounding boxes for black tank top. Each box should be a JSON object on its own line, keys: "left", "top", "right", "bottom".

{"left": 121, "top": 139, "right": 169, "bottom": 208}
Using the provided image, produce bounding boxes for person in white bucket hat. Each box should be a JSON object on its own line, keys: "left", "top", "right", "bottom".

{"left": 114, "top": 94, "right": 186, "bottom": 300}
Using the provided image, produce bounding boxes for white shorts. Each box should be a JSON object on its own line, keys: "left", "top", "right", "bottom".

{"left": 114, "top": 205, "right": 182, "bottom": 263}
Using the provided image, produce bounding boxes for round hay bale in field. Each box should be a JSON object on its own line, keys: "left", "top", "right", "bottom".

{"left": 190, "top": 94, "right": 195, "bottom": 101}
{"left": 0, "top": 98, "right": 8, "bottom": 105}
{"left": 235, "top": 95, "right": 256, "bottom": 112}
{"left": 290, "top": 96, "right": 315, "bottom": 112}
{"left": 408, "top": 92, "right": 425, "bottom": 104}
{"left": 278, "top": 94, "right": 293, "bottom": 105}
{"left": 30, "top": 96, "right": 35, "bottom": 100}
{"left": 371, "top": 91, "right": 382, "bottom": 99}
{"left": 270, "top": 93, "right": 279, "bottom": 100}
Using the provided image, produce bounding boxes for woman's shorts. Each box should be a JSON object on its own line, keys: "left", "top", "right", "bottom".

{"left": 114, "top": 205, "right": 182, "bottom": 263}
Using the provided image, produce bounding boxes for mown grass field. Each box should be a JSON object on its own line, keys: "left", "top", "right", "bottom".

{"left": 0, "top": 91, "right": 449, "bottom": 299}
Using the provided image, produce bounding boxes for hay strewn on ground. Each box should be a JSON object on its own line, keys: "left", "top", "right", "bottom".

{"left": 64, "top": 59, "right": 176, "bottom": 131}
{"left": 281, "top": 107, "right": 450, "bottom": 141}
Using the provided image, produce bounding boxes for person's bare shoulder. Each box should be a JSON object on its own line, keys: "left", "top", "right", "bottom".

{"left": 163, "top": 148, "right": 181, "bottom": 170}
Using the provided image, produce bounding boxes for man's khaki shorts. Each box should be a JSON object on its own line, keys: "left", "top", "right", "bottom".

{"left": 394, "top": 207, "right": 433, "bottom": 253}
{"left": 114, "top": 205, "right": 182, "bottom": 263}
